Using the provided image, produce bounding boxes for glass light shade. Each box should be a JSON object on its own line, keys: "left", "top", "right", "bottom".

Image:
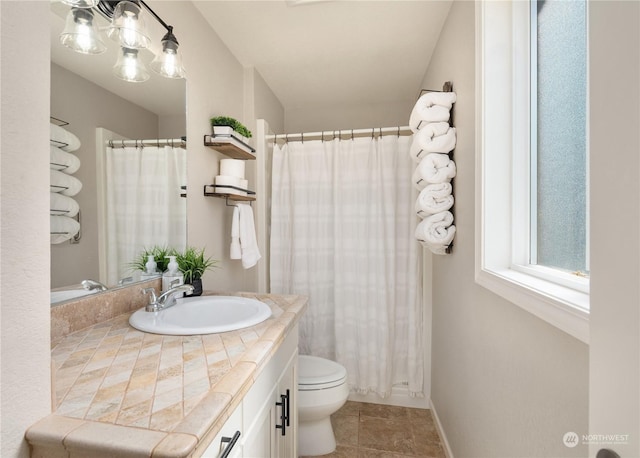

{"left": 113, "top": 47, "right": 150, "bottom": 82}
{"left": 60, "top": 8, "right": 106, "bottom": 55}
{"left": 61, "top": 0, "right": 99, "bottom": 8}
{"left": 150, "top": 30, "right": 185, "bottom": 79}
{"left": 106, "top": 1, "right": 150, "bottom": 50}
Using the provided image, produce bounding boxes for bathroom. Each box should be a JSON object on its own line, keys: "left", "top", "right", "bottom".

{"left": 1, "top": 1, "right": 639, "bottom": 457}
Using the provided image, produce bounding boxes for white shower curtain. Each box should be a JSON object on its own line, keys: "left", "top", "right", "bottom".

{"left": 270, "top": 135, "right": 424, "bottom": 397}
{"left": 105, "top": 145, "right": 187, "bottom": 285}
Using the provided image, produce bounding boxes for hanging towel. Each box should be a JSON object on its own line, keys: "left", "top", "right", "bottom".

{"left": 50, "top": 215, "right": 80, "bottom": 244}
{"left": 237, "top": 204, "right": 261, "bottom": 269}
{"left": 230, "top": 205, "right": 242, "bottom": 259}
{"left": 50, "top": 193, "right": 80, "bottom": 217}
{"left": 415, "top": 210, "right": 456, "bottom": 255}
{"left": 50, "top": 169, "right": 83, "bottom": 196}
{"left": 415, "top": 182, "right": 454, "bottom": 218}
{"left": 50, "top": 123, "right": 81, "bottom": 152}
{"left": 50, "top": 145, "right": 81, "bottom": 174}
{"left": 409, "top": 122, "right": 456, "bottom": 161}
{"left": 409, "top": 91, "right": 457, "bottom": 132}
{"left": 412, "top": 153, "right": 456, "bottom": 190}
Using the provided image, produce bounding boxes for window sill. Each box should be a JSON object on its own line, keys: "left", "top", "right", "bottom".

{"left": 475, "top": 267, "right": 589, "bottom": 344}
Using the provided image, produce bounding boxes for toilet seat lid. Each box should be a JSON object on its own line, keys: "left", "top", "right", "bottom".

{"left": 298, "top": 355, "right": 347, "bottom": 390}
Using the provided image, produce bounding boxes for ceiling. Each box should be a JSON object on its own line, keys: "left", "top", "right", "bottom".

{"left": 194, "top": 0, "right": 453, "bottom": 111}
{"left": 50, "top": 1, "right": 452, "bottom": 117}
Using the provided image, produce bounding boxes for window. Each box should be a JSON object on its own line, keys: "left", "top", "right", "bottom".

{"left": 531, "top": 0, "right": 588, "bottom": 276}
{"left": 476, "top": 0, "right": 589, "bottom": 343}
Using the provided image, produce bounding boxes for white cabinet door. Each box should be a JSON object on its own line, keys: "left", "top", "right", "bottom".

{"left": 201, "top": 403, "right": 243, "bottom": 458}
{"left": 275, "top": 350, "right": 297, "bottom": 458}
{"left": 242, "top": 384, "right": 277, "bottom": 458}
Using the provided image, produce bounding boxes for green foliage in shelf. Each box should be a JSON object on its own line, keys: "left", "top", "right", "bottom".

{"left": 210, "top": 116, "right": 252, "bottom": 138}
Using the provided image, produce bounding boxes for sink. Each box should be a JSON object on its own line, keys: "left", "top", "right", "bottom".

{"left": 51, "top": 289, "right": 98, "bottom": 304}
{"left": 129, "top": 295, "right": 272, "bottom": 335}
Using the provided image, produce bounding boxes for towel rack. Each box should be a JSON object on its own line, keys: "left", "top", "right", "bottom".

{"left": 50, "top": 210, "right": 81, "bottom": 244}
{"left": 50, "top": 116, "right": 70, "bottom": 149}
{"left": 415, "top": 81, "right": 456, "bottom": 255}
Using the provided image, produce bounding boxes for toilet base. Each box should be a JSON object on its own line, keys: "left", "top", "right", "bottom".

{"left": 298, "top": 417, "right": 336, "bottom": 457}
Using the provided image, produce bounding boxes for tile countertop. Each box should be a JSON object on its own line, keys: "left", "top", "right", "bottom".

{"left": 27, "top": 292, "right": 308, "bottom": 458}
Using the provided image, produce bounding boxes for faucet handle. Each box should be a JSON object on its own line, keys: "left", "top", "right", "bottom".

{"left": 141, "top": 287, "right": 157, "bottom": 304}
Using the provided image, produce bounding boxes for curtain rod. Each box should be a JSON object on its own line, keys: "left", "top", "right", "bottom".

{"left": 269, "top": 126, "right": 412, "bottom": 142}
{"left": 107, "top": 138, "right": 186, "bottom": 148}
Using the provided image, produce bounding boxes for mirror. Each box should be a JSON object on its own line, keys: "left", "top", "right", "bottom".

{"left": 49, "top": 2, "right": 187, "bottom": 303}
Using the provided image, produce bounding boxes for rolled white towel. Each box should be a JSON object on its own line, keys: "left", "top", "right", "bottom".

{"left": 50, "top": 123, "right": 81, "bottom": 152}
{"left": 50, "top": 215, "right": 80, "bottom": 244}
{"left": 409, "top": 92, "right": 457, "bottom": 132}
{"left": 50, "top": 145, "right": 81, "bottom": 174}
{"left": 415, "top": 210, "right": 456, "bottom": 255}
{"left": 412, "top": 153, "right": 456, "bottom": 190}
{"left": 409, "top": 123, "right": 456, "bottom": 161}
{"left": 50, "top": 169, "right": 83, "bottom": 197}
{"left": 415, "top": 183, "right": 454, "bottom": 218}
{"left": 50, "top": 193, "right": 80, "bottom": 217}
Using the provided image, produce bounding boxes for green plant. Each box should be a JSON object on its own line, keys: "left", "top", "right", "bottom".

{"left": 176, "top": 247, "right": 218, "bottom": 283}
{"left": 129, "top": 246, "right": 177, "bottom": 273}
{"left": 210, "top": 115, "right": 252, "bottom": 138}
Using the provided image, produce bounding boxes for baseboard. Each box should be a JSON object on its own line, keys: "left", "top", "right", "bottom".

{"left": 429, "top": 399, "right": 454, "bottom": 458}
{"left": 348, "top": 385, "right": 430, "bottom": 409}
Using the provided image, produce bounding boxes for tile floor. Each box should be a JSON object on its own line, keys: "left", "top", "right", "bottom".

{"left": 301, "top": 401, "right": 446, "bottom": 458}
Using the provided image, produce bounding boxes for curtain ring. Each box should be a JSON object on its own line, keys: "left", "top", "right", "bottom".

{"left": 301, "top": 133, "right": 304, "bottom": 143}
{"left": 371, "top": 128, "right": 375, "bottom": 139}
{"left": 351, "top": 129, "right": 354, "bottom": 140}
{"left": 397, "top": 126, "right": 400, "bottom": 137}
{"left": 121, "top": 139, "right": 125, "bottom": 147}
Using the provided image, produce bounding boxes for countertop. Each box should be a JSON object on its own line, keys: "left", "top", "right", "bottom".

{"left": 27, "top": 292, "right": 308, "bottom": 457}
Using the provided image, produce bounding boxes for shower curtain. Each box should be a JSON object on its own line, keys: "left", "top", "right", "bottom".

{"left": 270, "top": 134, "right": 424, "bottom": 397}
{"left": 105, "top": 145, "right": 187, "bottom": 285}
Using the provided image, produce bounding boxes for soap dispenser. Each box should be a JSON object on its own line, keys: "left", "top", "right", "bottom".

{"left": 140, "top": 255, "right": 158, "bottom": 280}
{"left": 162, "top": 255, "right": 184, "bottom": 292}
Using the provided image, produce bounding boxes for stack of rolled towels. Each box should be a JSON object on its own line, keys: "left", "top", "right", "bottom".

{"left": 410, "top": 92, "right": 457, "bottom": 255}
{"left": 50, "top": 122, "right": 82, "bottom": 244}
{"left": 214, "top": 159, "right": 249, "bottom": 196}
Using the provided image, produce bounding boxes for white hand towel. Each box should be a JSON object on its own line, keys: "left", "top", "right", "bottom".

{"left": 412, "top": 153, "right": 456, "bottom": 190}
{"left": 415, "top": 183, "right": 454, "bottom": 218}
{"left": 409, "top": 92, "right": 457, "bottom": 132}
{"left": 415, "top": 211, "right": 456, "bottom": 255}
{"left": 50, "top": 169, "right": 83, "bottom": 197}
{"left": 238, "top": 204, "right": 261, "bottom": 269}
{"left": 409, "top": 123, "right": 456, "bottom": 161}
{"left": 50, "top": 123, "right": 81, "bottom": 152}
{"left": 230, "top": 205, "right": 242, "bottom": 259}
{"left": 50, "top": 145, "right": 81, "bottom": 174}
{"left": 50, "top": 193, "right": 80, "bottom": 217}
{"left": 50, "top": 215, "right": 80, "bottom": 244}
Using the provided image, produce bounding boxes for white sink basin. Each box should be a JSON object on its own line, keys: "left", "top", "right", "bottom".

{"left": 129, "top": 295, "right": 272, "bottom": 335}
{"left": 51, "top": 289, "right": 98, "bottom": 304}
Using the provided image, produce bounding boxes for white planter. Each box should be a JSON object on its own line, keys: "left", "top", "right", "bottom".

{"left": 212, "top": 125, "right": 249, "bottom": 144}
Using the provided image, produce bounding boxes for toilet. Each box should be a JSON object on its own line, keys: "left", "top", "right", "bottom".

{"left": 297, "top": 355, "right": 349, "bottom": 457}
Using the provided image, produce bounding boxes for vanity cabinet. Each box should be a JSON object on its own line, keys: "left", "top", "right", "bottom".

{"left": 201, "top": 325, "right": 298, "bottom": 458}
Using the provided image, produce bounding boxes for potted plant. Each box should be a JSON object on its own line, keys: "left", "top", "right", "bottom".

{"left": 210, "top": 115, "right": 252, "bottom": 142}
{"left": 176, "top": 246, "right": 218, "bottom": 296}
{"left": 130, "top": 245, "right": 177, "bottom": 275}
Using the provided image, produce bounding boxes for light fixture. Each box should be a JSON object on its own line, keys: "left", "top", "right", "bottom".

{"left": 60, "top": 8, "right": 106, "bottom": 55}
{"left": 58, "top": 0, "right": 185, "bottom": 82}
{"left": 61, "top": 0, "right": 100, "bottom": 8}
{"left": 150, "top": 27, "right": 185, "bottom": 79}
{"left": 105, "top": 0, "right": 150, "bottom": 50}
{"left": 113, "top": 47, "right": 150, "bottom": 82}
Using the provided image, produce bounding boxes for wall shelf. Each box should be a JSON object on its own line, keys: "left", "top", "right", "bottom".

{"left": 203, "top": 185, "right": 256, "bottom": 203}
{"left": 204, "top": 134, "right": 256, "bottom": 160}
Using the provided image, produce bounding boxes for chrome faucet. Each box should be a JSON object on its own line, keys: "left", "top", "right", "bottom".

{"left": 81, "top": 279, "right": 108, "bottom": 291}
{"left": 141, "top": 284, "right": 194, "bottom": 312}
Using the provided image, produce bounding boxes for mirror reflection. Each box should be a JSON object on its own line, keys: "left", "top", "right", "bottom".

{"left": 50, "top": 2, "right": 187, "bottom": 303}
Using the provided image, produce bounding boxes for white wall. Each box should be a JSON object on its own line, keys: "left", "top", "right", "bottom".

{"left": 420, "top": 2, "right": 589, "bottom": 457}
{"left": 285, "top": 99, "right": 413, "bottom": 134}
{"left": 50, "top": 64, "right": 160, "bottom": 288}
{"left": 588, "top": 2, "right": 640, "bottom": 456}
{"left": 0, "top": 2, "right": 52, "bottom": 457}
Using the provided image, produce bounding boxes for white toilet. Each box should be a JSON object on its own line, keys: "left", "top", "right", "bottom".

{"left": 297, "top": 355, "right": 349, "bottom": 457}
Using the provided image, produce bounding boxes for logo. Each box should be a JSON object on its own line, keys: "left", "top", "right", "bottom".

{"left": 563, "top": 432, "right": 579, "bottom": 448}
